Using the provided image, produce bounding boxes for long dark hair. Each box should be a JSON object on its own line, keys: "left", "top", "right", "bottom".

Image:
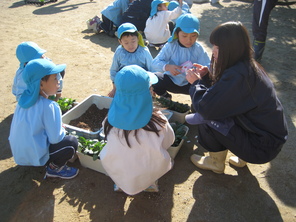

{"left": 209, "top": 21, "right": 264, "bottom": 84}
{"left": 104, "top": 108, "right": 167, "bottom": 147}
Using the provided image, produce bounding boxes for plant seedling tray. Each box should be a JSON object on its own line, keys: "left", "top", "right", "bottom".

{"left": 62, "top": 94, "right": 112, "bottom": 139}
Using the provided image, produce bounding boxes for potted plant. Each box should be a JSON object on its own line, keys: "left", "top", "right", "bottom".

{"left": 62, "top": 94, "right": 112, "bottom": 139}
{"left": 168, "top": 122, "right": 189, "bottom": 159}
{"left": 154, "top": 97, "right": 191, "bottom": 123}
{"left": 68, "top": 131, "right": 108, "bottom": 175}
{"left": 57, "top": 97, "right": 77, "bottom": 114}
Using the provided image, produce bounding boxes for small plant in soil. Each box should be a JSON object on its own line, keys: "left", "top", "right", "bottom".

{"left": 171, "top": 122, "right": 188, "bottom": 147}
{"left": 155, "top": 97, "right": 190, "bottom": 113}
{"left": 57, "top": 97, "right": 77, "bottom": 114}
{"left": 68, "top": 131, "right": 106, "bottom": 161}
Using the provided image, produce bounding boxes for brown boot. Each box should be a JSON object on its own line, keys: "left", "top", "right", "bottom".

{"left": 229, "top": 156, "right": 247, "bottom": 167}
{"left": 190, "top": 150, "right": 228, "bottom": 174}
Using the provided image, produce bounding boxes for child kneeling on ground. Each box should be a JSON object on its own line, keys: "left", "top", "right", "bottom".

{"left": 9, "top": 59, "right": 79, "bottom": 179}
{"left": 100, "top": 65, "right": 175, "bottom": 195}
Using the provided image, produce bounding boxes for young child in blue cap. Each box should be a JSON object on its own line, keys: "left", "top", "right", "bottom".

{"left": 151, "top": 13, "right": 211, "bottom": 100}
{"left": 87, "top": 0, "right": 132, "bottom": 37}
{"left": 144, "top": 0, "right": 183, "bottom": 47}
{"left": 108, "top": 23, "right": 153, "bottom": 97}
{"left": 9, "top": 59, "right": 79, "bottom": 179}
{"left": 12, "top": 41, "right": 65, "bottom": 102}
{"left": 100, "top": 65, "right": 175, "bottom": 195}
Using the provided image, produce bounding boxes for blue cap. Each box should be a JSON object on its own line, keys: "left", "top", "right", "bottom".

{"left": 168, "top": 0, "right": 179, "bottom": 11}
{"left": 117, "top": 23, "right": 145, "bottom": 47}
{"left": 16, "top": 42, "right": 47, "bottom": 68}
{"left": 150, "top": 0, "right": 169, "bottom": 17}
{"left": 168, "top": 14, "right": 200, "bottom": 42}
{"left": 19, "top": 59, "right": 66, "bottom": 109}
{"left": 108, "top": 65, "right": 157, "bottom": 130}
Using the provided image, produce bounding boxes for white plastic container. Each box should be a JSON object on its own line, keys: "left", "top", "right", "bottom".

{"left": 76, "top": 151, "right": 108, "bottom": 175}
{"left": 62, "top": 94, "right": 112, "bottom": 139}
{"left": 167, "top": 124, "right": 189, "bottom": 159}
{"left": 169, "top": 110, "right": 190, "bottom": 124}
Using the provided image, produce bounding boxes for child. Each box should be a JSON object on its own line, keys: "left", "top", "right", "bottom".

{"left": 151, "top": 14, "right": 210, "bottom": 100}
{"left": 144, "top": 0, "right": 183, "bottom": 47}
{"left": 168, "top": 0, "right": 190, "bottom": 33}
{"left": 108, "top": 22, "right": 153, "bottom": 97}
{"left": 185, "top": 21, "right": 288, "bottom": 173}
{"left": 86, "top": 0, "right": 132, "bottom": 37}
{"left": 12, "top": 41, "right": 64, "bottom": 102}
{"left": 9, "top": 59, "right": 79, "bottom": 179}
{"left": 100, "top": 65, "right": 175, "bottom": 195}
{"left": 168, "top": 0, "right": 190, "bottom": 15}
{"left": 120, "top": 0, "right": 153, "bottom": 32}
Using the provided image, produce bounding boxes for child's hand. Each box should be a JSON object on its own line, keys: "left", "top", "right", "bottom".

{"left": 108, "top": 88, "right": 116, "bottom": 98}
{"left": 192, "top": 63, "right": 209, "bottom": 78}
{"left": 178, "top": 0, "right": 183, "bottom": 7}
{"left": 166, "top": 64, "right": 182, "bottom": 76}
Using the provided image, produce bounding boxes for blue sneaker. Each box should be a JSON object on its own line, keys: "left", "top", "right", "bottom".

{"left": 45, "top": 165, "right": 79, "bottom": 179}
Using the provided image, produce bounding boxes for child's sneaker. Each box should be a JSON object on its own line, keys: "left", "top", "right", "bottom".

{"left": 144, "top": 180, "right": 159, "bottom": 192}
{"left": 45, "top": 165, "right": 79, "bottom": 179}
{"left": 114, "top": 184, "right": 123, "bottom": 192}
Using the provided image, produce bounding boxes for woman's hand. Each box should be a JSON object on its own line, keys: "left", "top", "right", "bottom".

{"left": 193, "top": 63, "right": 209, "bottom": 78}
{"left": 186, "top": 69, "right": 200, "bottom": 84}
{"left": 165, "top": 64, "right": 182, "bottom": 76}
{"left": 186, "top": 64, "right": 209, "bottom": 84}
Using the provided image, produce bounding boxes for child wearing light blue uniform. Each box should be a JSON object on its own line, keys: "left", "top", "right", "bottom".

{"left": 168, "top": 0, "right": 190, "bottom": 15}
{"left": 12, "top": 41, "right": 64, "bottom": 101}
{"left": 108, "top": 23, "right": 153, "bottom": 97}
{"left": 9, "top": 59, "right": 79, "bottom": 179}
{"left": 88, "top": 0, "right": 131, "bottom": 37}
{"left": 151, "top": 14, "right": 210, "bottom": 99}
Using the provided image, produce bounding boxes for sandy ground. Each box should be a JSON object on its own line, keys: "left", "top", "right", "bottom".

{"left": 0, "top": 0, "right": 295, "bottom": 221}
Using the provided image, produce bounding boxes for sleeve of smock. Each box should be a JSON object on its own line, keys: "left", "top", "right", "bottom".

{"left": 162, "top": 121, "right": 175, "bottom": 149}
{"left": 43, "top": 102, "right": 65, "bottom": 144}
{"left": 195, "top": 43, "right": 211, "bottom": 68}
{"left": 110, "top": 48, "right": 121, "bottom": 82}
{"left": 151, "top": 43, "right": 172, "bottom": 72}
{"left": 166, "top": 5, "right": 182, "bottom": 21}
{"left": 143, "top": 47, "right": 154, "bottom": 71}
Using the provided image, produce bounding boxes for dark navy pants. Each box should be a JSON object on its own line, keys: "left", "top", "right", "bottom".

{"left": 252, "top": 0, "right": 278, "bottom": 41}
{"left": 152, "top": 73, "right": 191, "bottom": 96}
{"left": 47, "top": 135, "right": 78, "bottom": 167}
{"left": 196, "top": 123, "right": 282, "bottom": 164}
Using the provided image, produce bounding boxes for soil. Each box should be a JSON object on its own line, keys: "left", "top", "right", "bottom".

{"left": 0, "top": 0, "right": 295, "bottom": 221}
{"left": 69, "top": 104, "right": 108, "bottom": 132}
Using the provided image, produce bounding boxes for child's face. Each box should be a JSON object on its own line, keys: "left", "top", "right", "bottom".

{"left": 158, "top": 3, "right": 168, "bottom": 11}
{"left": 212, "top": 45, "right": 219, "bottom": 62}
{"left": 119, "top": 35, "right": 139, "bottom": 53}
{"left": 178, "top": 31, "right": 198, "bottom": 48}
{"left": 40, "top": 74, "right": 60, "bottom": 97}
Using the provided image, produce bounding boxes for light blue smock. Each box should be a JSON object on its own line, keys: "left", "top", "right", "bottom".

{"left": 110, "top": 45, "right": 153, "bottom": 82}
{"left": 151, "top": 40, "right": 210, "bottom": 86}
{"left": 101, "top": 0, "right": 130, "bottom": 27}
{"left": 9, "top": 96, "right": 65, "bottom": 166}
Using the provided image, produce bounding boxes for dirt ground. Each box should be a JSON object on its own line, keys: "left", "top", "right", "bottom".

{"left": 0, "top": 0, "right": 295, "bottom": 221}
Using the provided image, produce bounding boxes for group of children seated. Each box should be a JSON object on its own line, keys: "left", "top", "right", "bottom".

{"left": 88, "top": 0, "right": 210, "bottom": 99}
{"left": 9, "top": 0, "right": 211, "bottom": 194}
